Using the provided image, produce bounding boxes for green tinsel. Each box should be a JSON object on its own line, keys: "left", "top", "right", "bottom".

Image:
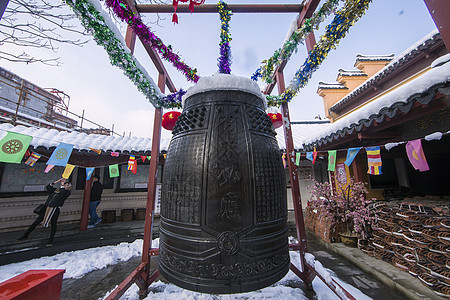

{"left": 254, "top": 0, "right": 341, "bottom": 84}
{"left": 66, "top": 0, "right": 181, "bottom": 109}
{"left": 267, "top": 0, "right": 372, "bottom": 106}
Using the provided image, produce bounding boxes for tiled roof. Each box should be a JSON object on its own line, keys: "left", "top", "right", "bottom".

{"left": 303, "top": 53, "right": 450, "bottom": 150}
{"left": 275, "top": 120, "right": 331, "bottom": 150}
{"left": 330, "top": 30, "right": 441, "bottom": 112}
{"left": 354, "top": 54, "right": 395, "bottom": 63}
{"left": 0, "top": 123, "right": 173, "bottom": 153}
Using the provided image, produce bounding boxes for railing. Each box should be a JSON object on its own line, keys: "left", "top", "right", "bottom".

{"left": 0, "top": 76, "right": 123, "bottom": 136}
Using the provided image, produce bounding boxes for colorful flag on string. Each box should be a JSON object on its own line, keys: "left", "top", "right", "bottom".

{"left": 328, "top": 150, "right": 337, "bottom": 172}
{"left": 111, "top": 152, "right": 119, "bottom": 157}
{"left": 86, "top": 167, "right": 95, "bottom": 180}
{"left": 406, "top": 139, "right": 429, "bottom": 172}
{"left": 89, "top": 148, "right": 101, "bottom": 154}
{"left": 163, "top": 154, "right": 167, "bottom": 159}
{"left": 147, "top": 156, "right": 151, "bottom": 161}
{"left": 25, "top": 152, "right": 42, "bottom": 166}
{"left": 306, "top": 148, "right": 318, "bottom": 164}
{"left": 344, "top": 147, "right": 362, "bottom": 166}
{"left": 45, "top": 164, "right": 54, "bottom": 173}
{"left": 366, "top": 146, "right": 382, "bottom": 175}
{"left": 0, "top": 132, "right": 33, "bottom": 163}
{"left": 295, "top": 152, "right": 301, "bottom": 166}
{"left": 47, "top": 142, "right": 73, "bottom": 167}
{"left": 141, "top": 156, "right": 147, "bottom": 162}
{"left": 282, "top": 153, "right": 286, "bottom": 168}
{"left": 62, "top": 164, "right": 75, "bottom": 179}
{"left": 109, "top": 164, "right": 119, "bottom": 178}
{"left": 127, "top": 155, "right": 137, "bottom": 174}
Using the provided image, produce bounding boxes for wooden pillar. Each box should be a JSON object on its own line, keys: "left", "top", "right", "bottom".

{"left": 351, "top": 157, "right": 366, "bottom": 183}
{"left": 80, "top": 176, "right": 93, "bottom": 231}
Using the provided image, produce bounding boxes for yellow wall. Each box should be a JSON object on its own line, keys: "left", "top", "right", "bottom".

{"left": 334, "top": 157, "right": 385, "bottom": 200}
{"left": 355, "top": 61, "right": 390, "bottom": 77}
{"left": 317, "top": 89, "right": 348, "bottom": 120}
{"left": 337, "top": 75, "right": 367, "bottom": 91}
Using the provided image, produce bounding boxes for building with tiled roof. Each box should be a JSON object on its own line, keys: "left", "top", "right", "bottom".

{"left": 310, "top": 29, "right": 449, "bottom": 200}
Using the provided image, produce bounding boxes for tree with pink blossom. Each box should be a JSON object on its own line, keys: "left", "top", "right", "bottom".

{"left": 308, "top": 178, "right": 376, "bottom": 239}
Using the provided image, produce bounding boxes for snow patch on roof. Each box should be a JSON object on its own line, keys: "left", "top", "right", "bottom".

{"left": 355, "top": 54, "right": 395, "bottom": 62}
{"left": 431, "top": 53, "right": 450, "bottom": 68}
{"left": 276, "top": 121, "right": 331, "bottom": 150}
{"left": 318, "top": 82, "right": 347, "bottom": 89}
{"left": 331, "top": 30, "right": 441, "bottom": 111}
{"left": 284, "top": 14, "right": 300, "bottom": 42}
{"left": 338, "top": 69, "right": 366, "bottom": 77}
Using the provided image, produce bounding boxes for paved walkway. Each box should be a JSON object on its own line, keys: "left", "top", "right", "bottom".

{"left": 0, "top": 220, "right": 443, "bottom": 299}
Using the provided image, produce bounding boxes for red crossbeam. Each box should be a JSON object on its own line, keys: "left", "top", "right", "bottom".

{"left": 105, "top": 262, "right": 147, "bottom": 300}
{"left": 137, "top": 4, "right": 303, "bottom": 14}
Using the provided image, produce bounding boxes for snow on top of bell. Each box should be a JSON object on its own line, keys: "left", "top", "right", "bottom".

{"left": 184, "top": 73, "right": 264, "bottom": 100}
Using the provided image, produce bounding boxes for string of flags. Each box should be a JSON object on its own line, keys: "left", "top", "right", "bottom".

{"left": 0, "top": 129, "right": 438, "bottom": 181}
{"left": 291, "top": 137, "right": 435, "bottom": 175}
{"left": 0, "top": 131, "right": 155, "bottom": 181}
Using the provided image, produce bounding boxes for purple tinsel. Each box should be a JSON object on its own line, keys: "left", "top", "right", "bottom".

{"left": 218, "top": 43, "right": 231, "bottom": 74}
{"left": 104, "top": 0, "right": 199, "bottom": 83}
{"left": 165, "top": 89, "right": 186, "bottom": 103}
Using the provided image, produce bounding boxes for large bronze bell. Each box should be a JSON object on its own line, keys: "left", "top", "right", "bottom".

{"left": 159, "top": 74, "right": 289, "bottom": 294}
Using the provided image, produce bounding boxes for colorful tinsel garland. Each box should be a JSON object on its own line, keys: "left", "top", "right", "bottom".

{"left": 267, "top": 0, "right": 372, "bottom": 107}
{"left": 163, "top": 89, "right": 186, "bottom": 108}
{"left": 217, "top": 1, "right": 232, "bottom": 74}
{"left": 104, "top": 0, "right": 200, "bottom": 83}
{"left": 66, "top": 0, "right": 183, "bottom": 109}
{"left": 252, "top": 0, "right": 341, "bottom": 84}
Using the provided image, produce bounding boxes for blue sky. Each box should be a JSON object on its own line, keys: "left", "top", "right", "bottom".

{"left": 0, "top": 0, "right": 439, "bottom": 138}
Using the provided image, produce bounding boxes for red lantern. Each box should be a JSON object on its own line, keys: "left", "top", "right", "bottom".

{"left": 268, "top": 113, "right": 283, "bottom": 129}
{"left": 162, "top": 111, "right": 181, "bottom": 131}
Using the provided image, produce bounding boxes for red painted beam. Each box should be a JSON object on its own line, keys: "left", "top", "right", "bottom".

{"left": 137, "top": 4, "right": 303, "bottom": 14}
{"left": 105, "top": 262, "right": 147, "bottom": 300}
{"left": 125, "top": 0, "right": 177, "bottom": 93}
{"left": 142, "top": 44, "right": 177, "bottom": 93}
{"left": 424, "top": 0, "right": 450, "bottom": 52}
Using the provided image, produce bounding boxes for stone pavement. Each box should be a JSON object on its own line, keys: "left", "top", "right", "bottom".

{"left": 0, "top": 219, "right": 444, "bottom": 299}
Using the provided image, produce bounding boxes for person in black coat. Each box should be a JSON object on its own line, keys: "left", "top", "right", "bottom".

{"left": 18, "top": 178, "right": 72, "bottom": 245}
{"left": 88, "top": 174, "right": 103, "bottom": 228}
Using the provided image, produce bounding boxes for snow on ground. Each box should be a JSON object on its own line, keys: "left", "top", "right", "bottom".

{"left": 0, "top": 239, "right": 371, "bottom": 300}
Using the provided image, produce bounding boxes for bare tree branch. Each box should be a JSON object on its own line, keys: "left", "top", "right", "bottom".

{"left": 0, "top": 0, "right": 89, "bottom": 66}
{"left": 0, "top": 0, "right": 173, "bottom": 66}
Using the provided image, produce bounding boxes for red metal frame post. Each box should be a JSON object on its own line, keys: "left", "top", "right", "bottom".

{"left": 105, "top": 2, "right": 170, "bottom": 299}
{"left": 138, "top": 73, "right": 165, "bottom": 298}
{"left": 276, "top": 71, "right": 313, "bottom": 289}
{"left": 423, "top": 0, "right": 450, "bottom": 51}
